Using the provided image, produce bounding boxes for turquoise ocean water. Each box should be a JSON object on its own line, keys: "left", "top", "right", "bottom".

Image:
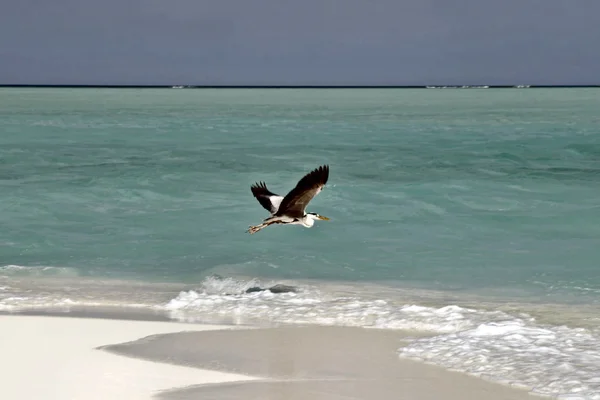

{"left": 2, "top": 88, "right": 600, "bottom": 398}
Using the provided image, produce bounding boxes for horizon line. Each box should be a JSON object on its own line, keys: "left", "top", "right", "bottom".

{"left": 1, "top": 84, "right": 599, "bottom": 89}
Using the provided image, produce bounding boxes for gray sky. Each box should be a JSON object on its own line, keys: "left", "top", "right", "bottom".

{"left": 1, "top": 0, "right": 599, "bottom": 85}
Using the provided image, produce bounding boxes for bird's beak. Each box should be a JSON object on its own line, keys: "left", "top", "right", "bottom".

{"left": 318, "top": 215, "right": 330, "bottom": 221}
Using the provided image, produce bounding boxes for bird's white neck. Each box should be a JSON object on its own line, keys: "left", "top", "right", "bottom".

{"left": 301, "top": 213, "right": 318, "bottom": 227}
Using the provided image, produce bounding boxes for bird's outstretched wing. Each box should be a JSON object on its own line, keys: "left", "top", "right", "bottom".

{"left": 276, "top": 165, "right": 329, "bottom": 218}
{"left": 250, "top": 181, "right": 284, "bottom": 214}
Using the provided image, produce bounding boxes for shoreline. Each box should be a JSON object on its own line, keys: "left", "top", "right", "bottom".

{"left": 3, "top": 275, "right": 600, "bottom": 398}
{"left": 1, "top": 312, "right": 539, "bottom": 400}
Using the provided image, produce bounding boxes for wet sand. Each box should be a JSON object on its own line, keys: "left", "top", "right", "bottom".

{"left": 102, "top": 324, "right": 538, "bottom": 400}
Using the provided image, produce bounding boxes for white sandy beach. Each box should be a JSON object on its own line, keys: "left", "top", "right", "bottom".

{"left": 0, "top": 315, "right": 255, "bottom": 400}
{"left": 0, "top": 314, "right": 539, "bottom": 400}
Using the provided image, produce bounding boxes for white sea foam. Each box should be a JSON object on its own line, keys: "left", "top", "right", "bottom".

{"left": 164, "top": 277, "right": 508, "bottom": 331}
{"left": 400, "top": 319, "right": 600, "bottom": 399}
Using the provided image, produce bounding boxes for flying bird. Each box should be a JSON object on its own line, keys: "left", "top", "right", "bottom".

{"left": 247, "top": 165, "right": 330, "bottom": 234}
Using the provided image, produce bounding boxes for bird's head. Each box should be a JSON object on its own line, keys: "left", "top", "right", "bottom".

{"left": 308, "top": 212, "right": 330, "bottom": 221}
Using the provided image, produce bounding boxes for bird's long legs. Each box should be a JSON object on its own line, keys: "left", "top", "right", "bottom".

{"left": 246, "top": 223, "right": 267, "bottom": 234}
{"left": 246, "top": 218, "right": 282, "bottom": 234}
